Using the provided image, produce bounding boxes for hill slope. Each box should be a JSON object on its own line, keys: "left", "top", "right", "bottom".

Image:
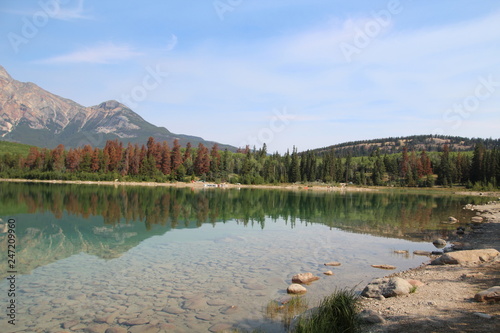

{"left": 0, "top": 66, "right": 235, "bottom": 150}
{"left": 309, "top": 135, "right": 500, "bottom": 158}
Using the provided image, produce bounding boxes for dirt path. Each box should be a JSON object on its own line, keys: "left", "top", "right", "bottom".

{"left": 361, "top": 200, "right": 500, "bottom": 332}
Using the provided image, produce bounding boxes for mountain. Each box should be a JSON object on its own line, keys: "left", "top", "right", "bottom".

{"left": 0, "top": 66, "right": 236, "bottom": 150}
{"left": 308, "top": 134, "right": 500, "bottom": 158}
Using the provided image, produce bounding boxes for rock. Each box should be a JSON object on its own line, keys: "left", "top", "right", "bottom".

{"left": 432, "top": 239, "right": 447, "bottom": 247}
{"left": 359, "top": 309, "right": 385, "bottom": 324}
{"left": 324, "top": 261, "right": 341, "bottom": 266}
{"left": 361, "top": 277, "right": 413, "bottom": 298}
{"left": 182, "top": 297, "right": 207, "bottom": 310}
{"left": 324, "top": 270, "right": 334, "bottom": 275}
{"left": 413, "top": 250, "right": 432, "bottom": 256}
{"left": 371, "top": 264, "right": 396, "bottom": 270}
{"left": 122, "top": 318, "right": 150, "bottom": 326}
{"left": 84, "top": 324, "right": 109, "bottom": 333}
{"left": 394, "top": 250, "right": 409, "bottom": 254}
{"left": 431, "top": 249, "right": 500, "bottom": 265}
{"left": 406, "top": 279, "right": 424, "bottom": 287}
{"left": 221, "top": 305, "right": 239, "bottom": 315}
{"left": 287, "top": 284, "right": 307, "bottom": 295}
{"left": 474, "top": 286, "right": 500, "bottom": 302}
{"left": 448, "top": 216, "right": 458, "bottom": 223}
{"left": 105, "top": 328, "right": 128, "bottom": 333}
{"left": 292, "top": 272, "right": 320, "bottom": 284}
{"left": 471, "top": 216, "right": 484, "bottom": 223}
{"left": 208, "top": 323, "right": 233, "bottom": 332}
{"left": 128, "top": 324, "right": 160, "bottom": 333}
{"left": 62, "top": 320, "right": 80, "bottom": 329}
{"left": 161, "top": 306, "right": 185, "bottom": 314}
{"left": 69, "top": 324, "right": 88, "bottom": 331}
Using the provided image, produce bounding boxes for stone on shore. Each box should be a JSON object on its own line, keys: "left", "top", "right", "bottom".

{"left": 431, "top": 249, "right": 500, "bottom": 265}
{"left": 291, "top": 272, "right": 320, "bottom": 284}
{"left": 474, "top": 286, "right": 500, "bottom": 302}
{"left": 361, "top": 277, "right": 413, "bottom": 298}
{"left": 287, "top": 284, "right": 307, "bottom": 294}
{"left": 471, "top": 216, "right": 484, "bottom": 223}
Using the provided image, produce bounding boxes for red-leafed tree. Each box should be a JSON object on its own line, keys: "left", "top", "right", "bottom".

{"left": 65, "top": 148, "right": 81, "bottom": 172}
{"left": 160, "top": 141, "right": 171, "bottom": 175}
{"left": 25, "top": 147, "right": 41, "bottom": 170}
{"left": 194, "top": 143, "right": 210, "bottom": 175}
{"left": 91, "top": 148, "right": 100, "bottom": 172}
{"left": 171, "top": 139, "right": 182, "bottom": 171}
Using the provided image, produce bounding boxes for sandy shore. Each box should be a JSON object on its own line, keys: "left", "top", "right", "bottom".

{"left": 0, "top": 178, "right": 377, "bottom": 192}
{"left": 361, "top": 200, "right": 500, "bottom": 333}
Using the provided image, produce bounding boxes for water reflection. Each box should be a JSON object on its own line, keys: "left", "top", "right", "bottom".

{"left": 0, "top": 182, "right": 487, "bottom": 279}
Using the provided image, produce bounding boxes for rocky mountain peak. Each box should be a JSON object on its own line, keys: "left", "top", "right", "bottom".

{"left": 0, "top": 65, "right": 12, "bottom": 80}
{"left": 96, "top": 100, "right": 125, "bottom": 111}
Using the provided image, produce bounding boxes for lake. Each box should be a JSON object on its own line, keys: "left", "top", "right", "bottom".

{"left": 0, "top": 182, "right": 490, "bottom": 332}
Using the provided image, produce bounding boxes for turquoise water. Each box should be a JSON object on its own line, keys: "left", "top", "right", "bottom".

{"left": 0, "top": 183, "right": 488, "bottom": 332}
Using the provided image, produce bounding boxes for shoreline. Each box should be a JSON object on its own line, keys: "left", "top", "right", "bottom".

{"left": 360, "top": 200, "right": 500, "bottom": 332}
{"left": 0, "top": 178, "right": 376, "bottom": 192}
{"left": 2, "top": 178, "right": 500, "bottom": 197}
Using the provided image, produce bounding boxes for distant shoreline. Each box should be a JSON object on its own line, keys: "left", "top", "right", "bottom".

{"left": 2, "top": 178, "right": 500, "bottom": 197}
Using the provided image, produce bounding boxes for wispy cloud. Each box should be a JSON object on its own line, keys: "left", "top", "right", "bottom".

{"left": 37, "top": 43, "right": 143, "bottom": 64}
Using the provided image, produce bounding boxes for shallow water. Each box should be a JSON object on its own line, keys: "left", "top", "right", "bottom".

{"left": 0, "top": 183, "right": 490, "bottom": 332}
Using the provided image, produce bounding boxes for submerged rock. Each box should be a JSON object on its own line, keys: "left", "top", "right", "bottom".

{"left": 371, "top": 264, "right": 396, "bottom": 270}
{"left": 323, "top": 270, "right": 334, "bottom": 275}
{"left": 291, "top": 272, "right": 320, "bottom": 284}
{"left": 324, "top": 261, "right": 341, "bottom": 266}
{"left": 287, "top": 284, "right": 307, "bottom": 295}
{"left": 361, "top": 277, "right": 413, "bottom": 298}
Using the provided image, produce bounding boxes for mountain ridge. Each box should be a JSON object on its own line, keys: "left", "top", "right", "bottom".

{"left": 0, "top": 65, "right": 235, "bottom": 150}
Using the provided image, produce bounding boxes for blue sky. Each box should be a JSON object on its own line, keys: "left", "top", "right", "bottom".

{"left": 1, "top": 0, "right": 499, "bottom": 153}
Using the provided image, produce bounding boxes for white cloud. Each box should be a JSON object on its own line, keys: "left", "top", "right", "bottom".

{"left": 38, "top": 43, "right": 143, "bottom": 64}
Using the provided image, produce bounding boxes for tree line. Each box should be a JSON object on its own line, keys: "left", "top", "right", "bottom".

{"left": 0, "top": 137, "right": 499, "bottom": 189}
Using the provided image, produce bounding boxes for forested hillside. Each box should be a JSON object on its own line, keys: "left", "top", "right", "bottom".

{"left": 1, "top": 137, "right": 499, "bottom": 190}
{"left": 310, "top": 135, "right": 500, "bottom": 158}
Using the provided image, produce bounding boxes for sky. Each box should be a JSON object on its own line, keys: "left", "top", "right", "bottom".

{"left": 1, "top": 0, "right": 499, "bottom": 153}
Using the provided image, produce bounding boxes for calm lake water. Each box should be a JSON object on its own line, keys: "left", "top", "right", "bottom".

{"left": 0, "top": 182, "right": 491, "bottom": 332}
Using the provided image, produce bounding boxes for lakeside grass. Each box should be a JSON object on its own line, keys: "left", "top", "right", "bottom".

{"left": 293, "top": 288, "right": 361, "bottom": 333}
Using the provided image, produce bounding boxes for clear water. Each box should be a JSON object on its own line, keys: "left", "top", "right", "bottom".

{"left": 0, "top": 183, "right": 489, "bottom": 332}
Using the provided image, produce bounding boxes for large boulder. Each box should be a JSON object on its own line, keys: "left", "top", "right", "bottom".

{"left": 475, "top": 286, "right": 500, "bottom": 302}
{"left": 361, "top": 277, "right": 413, "bottom": 298}
{"left": 431, "top": 249, "right": 499, "bottom": 265}
{"left": 291, "top": 272, "right": 319, "bottom": 284}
